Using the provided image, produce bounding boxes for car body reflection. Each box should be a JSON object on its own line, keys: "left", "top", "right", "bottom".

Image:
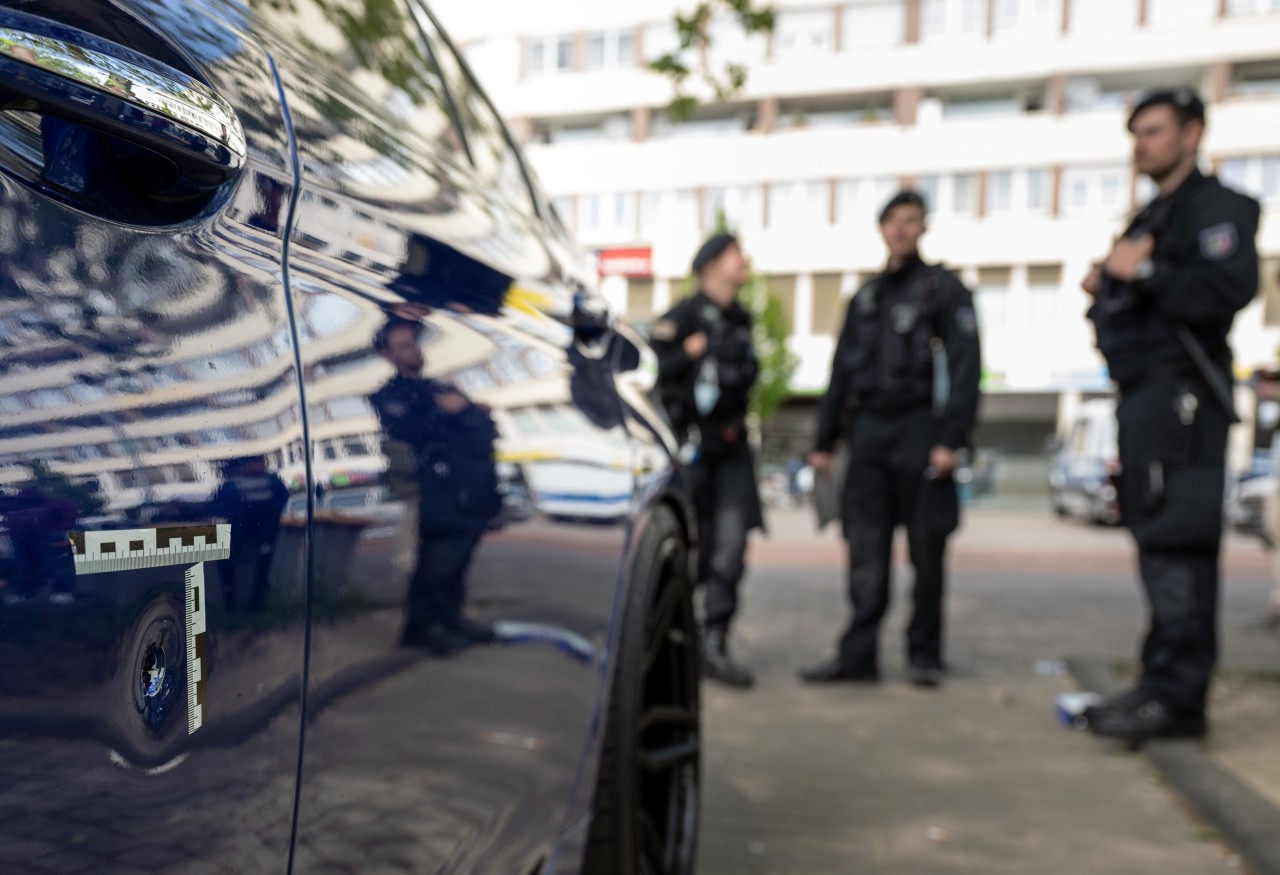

{"left": 0, "top": 1, "right": 692, "bottom": 873}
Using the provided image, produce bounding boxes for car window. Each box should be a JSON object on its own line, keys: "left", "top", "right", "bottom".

{"left": 1069, "top": 420, "right": 1088, "bottom": 456}
{"left": 256, "top": 0, "right": 470, "bottom": 209}
{"left": 407, "top": 0, "right": 540, "bottom": 222}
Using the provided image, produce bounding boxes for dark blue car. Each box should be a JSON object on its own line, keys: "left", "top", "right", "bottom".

{"left": 0, "top": 2, "right": 699, "bottom": 872}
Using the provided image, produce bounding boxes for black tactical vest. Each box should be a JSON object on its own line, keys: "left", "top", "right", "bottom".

{"left": 841, "top": 266, "right": 941, "bottom": 409}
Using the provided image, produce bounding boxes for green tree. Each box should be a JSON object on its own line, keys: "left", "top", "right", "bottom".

{"left": 650, "top": 0, "right": 775, "bottom": 120}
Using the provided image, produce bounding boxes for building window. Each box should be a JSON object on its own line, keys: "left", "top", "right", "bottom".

{"left": 583, "top": 30, "right": 636, "bottom": 70}
{"left": 1146, "top": 0, "right": 1217, "bottom": 29}
{"left": 1219, "top": 155, "right": 1280, "bottom": 203}
{"left": 842, "top": 1, "right": 903, "bottom": 49}
{"left": 922, "top": 0, "right": 986, "bottom": 40}
{"left": 1230, "top": 61, "right": 1280, "bottom": 98}
{"left": 556, "top": 36, "right": 574, "bottom": 71}
{"left": 585, "top": 32, "right": 607, "bottom": 69}
{"left": 652, "top": 109, "right": 750, "bottom": 138}
{"left": 775, "top": 9, "right": 834, "bottom": 56}
{"left": 1070, "top": 0, "right": 1139, "bottom": 34}
{"left": 1227, "top": 0, "right": 1280, "bottom": 16}
{"left": 618, "top": 31, "right": 636, "bottom": 66}
{"left": 992, "top": 0, "right": 1020, "bottom": 29}
{"left": 835, "top": 177, "right": 897, "bottom": 224}
{"left": 524, "top": 38, "right": 545, "bottom": 76}
{"left": 953, "top": 173, "right": 978, "bottom": 215}
{"left": 1064, "top": 77, "right": 1134, "bottom": 113}
{"left": 626, "top": 278, "right": 655, "bottom": 317}
{"left": 1261, "top": 257, "right": 1280, "bottom": 326}
{"left": 941, "top": 92, "right": 1027, "bottom": 118}
{"left": 1026, "top": 168, "right": 1052, "bottom": 211}
{"left": 552, "top": 196, "right": 575, "bottom": 231}
{"left": 640, "top": 190, "right": 698, "bottom": 236}
{"left": 770, "top": 181, "right": 829, "bottom": 227}
{"left": 578, "top": 192, "right": 635, "bottom": 235}
{"left": 1027, "top": 264, "right": 1063, "bottom": 327}
{"left": 811, "top": 273, "right": 845, "bottom": 336}
{"left": 976, "top": 266, "right": 1012, "bottom": 329}
{"left": 698, "top": 186, "right": 762, "bottom": 232}
{"left": 921, "top": 0, "right": 946, "bottom": 37}
{"left": 523, "top": 35, "right": 580, "bottom": 76}
{"left": 1060, "top": 165, "right": 1130, "bottom": 214}
{"left": 986, "top": 171, "right": 1014, "bottom": 213}
{"left": 916, "top": 175, "right": 941, "bottom": 214}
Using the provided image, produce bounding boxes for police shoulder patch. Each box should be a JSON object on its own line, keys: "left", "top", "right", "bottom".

{"left": 1199, "top": 222, "right": 1238, "bottom": 261}
{"left": 651, "top": 319, "right": 678, "bottom": 341}
{"left": 955, "top": 306, "right": 978, "bottom": 336}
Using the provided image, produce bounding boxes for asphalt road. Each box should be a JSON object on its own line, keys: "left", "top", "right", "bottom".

{"left": 696, "top": 507, "right": 1277, "bottom": 875}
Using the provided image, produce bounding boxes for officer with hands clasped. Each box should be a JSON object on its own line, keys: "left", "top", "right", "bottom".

{"left": 803, "top": 191, "right": 982, "bottom": 689}
{"left": 1081, "top": 90, "right": 1260, "bottom": 742}
{"left": 650, "top": 233, "right": 765, "bottom": 689}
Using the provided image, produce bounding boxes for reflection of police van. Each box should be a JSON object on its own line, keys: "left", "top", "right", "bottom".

{"left": 1049, "top": 399, "right": 1120, "bottom": 525}
{"left": 520, "top": 458, "right": 633, "bottom": 522}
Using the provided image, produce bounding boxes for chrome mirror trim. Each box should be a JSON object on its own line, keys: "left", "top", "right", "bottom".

{"left": 0, "top": 26, "right": 246, "bottom": 166}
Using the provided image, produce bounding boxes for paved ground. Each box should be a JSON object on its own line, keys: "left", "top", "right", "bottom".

{"left": 696, "top": 506, "right": 1280, "bottom": 875}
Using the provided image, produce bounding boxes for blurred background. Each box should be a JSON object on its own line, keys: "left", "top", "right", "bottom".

{"left": 431, "top": 0, "right": 1280, "bottom": 506}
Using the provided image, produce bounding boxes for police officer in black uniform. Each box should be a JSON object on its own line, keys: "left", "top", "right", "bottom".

{"left": 650, "top": 233, "right": 764, "bottom": 688}
{"left": 371, "top": 318, "right": 502, "bottom": 654}
{"left": 1080, "top": 90, "right": 1260, "bottom": 742}
{"left": 802, "top": 191, "right": 981, "bottom": 688}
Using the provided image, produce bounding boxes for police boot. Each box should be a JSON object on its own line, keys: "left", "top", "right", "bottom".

{"left": 701, "top": 626, "right": 754, "bottom": 689}
{"left": 1087, "top": 697, "right": 1207, "bottom": 742}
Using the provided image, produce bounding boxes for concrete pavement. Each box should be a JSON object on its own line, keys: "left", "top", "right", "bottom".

{"left": 696, "top": 506, "right": 1280, "bottom": 874}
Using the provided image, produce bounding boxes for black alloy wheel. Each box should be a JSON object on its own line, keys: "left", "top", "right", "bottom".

{"left": 584, "top": 506, "right": 700, "bottom": 875}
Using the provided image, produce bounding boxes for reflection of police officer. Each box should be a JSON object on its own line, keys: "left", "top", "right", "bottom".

{"left": 2, "top": 484, "right": 78, "bottom": 605}
{"left": 650, "top": 233, "right": 763, "bottom": 688}
{"left": 803, "top": 192, "right": 981, "bottom": 688}
{"left": 371, "top": 319, "right": 501, "bottom": 655}
{"left": 210, "top": 456, "right": 288, "bottom": 612}
{"left": 1080, "top": 91, "right": 1260, "bottom": 742}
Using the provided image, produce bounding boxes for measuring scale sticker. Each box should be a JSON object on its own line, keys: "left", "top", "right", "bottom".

{"left": 69, "top": 524, "right": 231, "bottom": 734}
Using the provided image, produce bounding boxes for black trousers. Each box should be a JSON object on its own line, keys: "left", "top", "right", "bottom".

{"left": 1117, "top": 376, "right": 1228, "bottom": 719}
{"left": 406, "top": 527, "right": 483, "bottom": 632}
{"left": 696, "top": 445, "right": 759, "bottom": 631}
{"left": 838, "top": 409, "right": 957, "bottom": 673}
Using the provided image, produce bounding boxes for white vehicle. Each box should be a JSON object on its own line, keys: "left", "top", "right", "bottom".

{"left": 1049, "top": 399, "right": 1121, "bottom": 525}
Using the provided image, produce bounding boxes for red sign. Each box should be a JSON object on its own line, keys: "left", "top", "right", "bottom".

{"left": 597, "top": 247, "right": 652, "bottom": 278}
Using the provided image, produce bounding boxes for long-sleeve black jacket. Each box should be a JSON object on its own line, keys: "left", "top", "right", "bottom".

{"left": 650, "top": 290, "right": 758, "bottom": 446}
{"left": 814, "top": 255, "right": 982, "bottom": 453}
{"left": 1088, "top": 169, "right": 1260, "bottom": 390}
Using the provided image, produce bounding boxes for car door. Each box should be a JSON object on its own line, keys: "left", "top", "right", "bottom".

{"left": 0, "top": 1, "right": 309, "bottom": 871}
{"left": 253, "top": 2, "right": 638, "bottom": 872}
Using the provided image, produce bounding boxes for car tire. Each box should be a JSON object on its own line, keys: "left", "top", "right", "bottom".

{"left": 583, "top": 505, "right": 699, "bottom": 875}
{"left": 107, "top": 592, "right": 192, "bottom": 767}
{"left": 1051, "top": 491, "right": 1069, "bottom": 518}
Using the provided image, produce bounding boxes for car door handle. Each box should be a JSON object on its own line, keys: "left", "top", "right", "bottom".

{"left": 0, "top": 9, "right": 245, "bottom": 184}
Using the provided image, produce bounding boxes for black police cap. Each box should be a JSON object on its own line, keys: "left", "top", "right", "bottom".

{"left": 691, "top": 232, "right": 739, "bottom": 275}
{"left": 878, "top": 190, "right": 928, "bottom": 224}
{"left": 1128, "top": 88, "right": 1206, "bottom": 130}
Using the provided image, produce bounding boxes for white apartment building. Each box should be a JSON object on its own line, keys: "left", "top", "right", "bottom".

{"left": 435, "top": 0, "right": 1280, "bottom": 474}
